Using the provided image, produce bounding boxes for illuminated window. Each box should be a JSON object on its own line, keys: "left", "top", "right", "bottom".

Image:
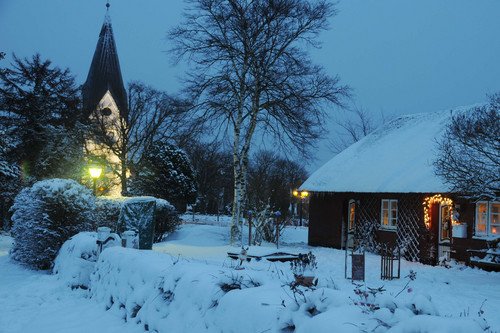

{"left": 348, "top": 200, "right": 356, "bottom": 231}
{"left": 381, "top": 199, "right": 397, "bottom": 229}
{"left": 475, "top": 201, "right": 500, "bottom": 236}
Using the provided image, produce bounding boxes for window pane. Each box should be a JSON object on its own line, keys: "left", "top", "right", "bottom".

{"left": 349, "top": 202, "right": 355, "bottom": 230}
{"left": 390, "top": 200, "right": 398, "bottom": 226}
{"left": 476, "top": 203, "right": 487, "bottom": 234}
{"left": 391, "top": 200, "right": 398, "bottom": 211}
{"left": 382, "top": 200, "right": 388, "bottom": 210}
{"left": 382, "top": 209, "right": 388, "bottom": 226}
{"left": 490, "top": 203, "right": 500, "bottom": 223}
{"left": 491, "top": 203, "right": 500, "bottom": 235}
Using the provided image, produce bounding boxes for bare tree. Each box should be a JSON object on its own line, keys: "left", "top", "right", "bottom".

{"left": 434, "top": 94, "right": 500, "bottom": 198}
{"left": 184, "top": 140, "right": 234, "bottom": 214}
{"left": 169, "top": 0, "right": 349, "bottom": 242}
{"left": 247, "top": 150, "right": 307, "bottom": 218}
{"left": 87, "top": 81, "right": 194, "bottom": 195}
{"left": 328, "top": 106, "right": 384, "bottom": 154}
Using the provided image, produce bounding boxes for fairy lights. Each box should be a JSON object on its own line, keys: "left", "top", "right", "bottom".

{"left": 423, "top": 194, "right": 453, "bottom": 229}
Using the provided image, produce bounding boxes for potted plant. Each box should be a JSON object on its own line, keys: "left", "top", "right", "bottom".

{"left": 290, "top": 251, "right": 318, "bottom": 287}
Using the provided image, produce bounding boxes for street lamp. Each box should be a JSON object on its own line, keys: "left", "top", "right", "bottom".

{"left": 293, "top": 189, "right": 309, "bottom": 226}
{"left": 89, "top": 165, "right": 103, "bottom": 195}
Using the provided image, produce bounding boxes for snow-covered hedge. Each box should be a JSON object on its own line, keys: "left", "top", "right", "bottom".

{"left": 90, "top": 247, "right": 280, "bottom": 332}
{"left": 83, "top": 247, "right": 489, "bottom": 333}
{"left": 53, "top": 232, "right": 120, "bottom": 289}
{"left": 10, "top": 179, "right": 95, "bottom": 270}
{"left": 94, "top": 196, "right": 125, "bottom": 229}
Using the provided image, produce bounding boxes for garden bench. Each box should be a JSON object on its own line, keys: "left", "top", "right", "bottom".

{"left": 466, "top": 249, "right": 500, "bottom": 272}
{"left": 227, "top": 251, "right": 299, "bottom": 263}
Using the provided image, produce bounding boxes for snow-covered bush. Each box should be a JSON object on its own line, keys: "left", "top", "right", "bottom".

{"left": 154, "top": 198, "right": 181, "bottom": 242}
{"left": 291, "top": 252, "right": 318, "bottom": 277}
{"left": 251, "top": 205, "right": 286, "bottom": 245}
{"left": 90, "top": 247, "right": 277, "bottom": 332}
{"left": 94, "top": 196, "right": 125, "bottom": 230}
{"left": 53, "top": 231, "right": 120, "bottom": 289}
{"left": 10, "top": 179, "right": 96, "bottom": 270}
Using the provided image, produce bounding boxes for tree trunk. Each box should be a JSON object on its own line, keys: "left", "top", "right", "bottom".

{"left": 120, "top": 158, "right": 128, "bottom": 196}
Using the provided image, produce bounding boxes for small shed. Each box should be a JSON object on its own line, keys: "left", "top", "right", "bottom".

{"left": 301, "top": 107, "right": 499, "bottom": 265}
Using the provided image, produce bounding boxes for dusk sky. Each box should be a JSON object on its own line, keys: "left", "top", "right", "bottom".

{"left": 1, "top": 0, "right": 500, "bottom": 171}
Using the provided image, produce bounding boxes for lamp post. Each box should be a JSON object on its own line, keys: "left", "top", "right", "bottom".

{"left": 89, "top": 165, "right": 103, "bottom": 196}
{"left": 293, "top": 189, "right": 309, "bottom": 226}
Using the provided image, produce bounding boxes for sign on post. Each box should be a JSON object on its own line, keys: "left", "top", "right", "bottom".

{"left": 351, "top": 253, "right": 365, "bottom": 281}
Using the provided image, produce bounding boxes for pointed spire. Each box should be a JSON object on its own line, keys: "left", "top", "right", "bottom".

{"left": 82, "top": 5, "right": 127, "bottom": 116}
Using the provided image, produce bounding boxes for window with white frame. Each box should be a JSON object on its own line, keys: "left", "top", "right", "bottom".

{"left": 476, "top": 201, "right": 500, "bottom": 236}
{"left": 348, "top": 200, "right": 356, "bottom": 231}
{"left": 381, "top": 199, "right": 398, "bottom": 229}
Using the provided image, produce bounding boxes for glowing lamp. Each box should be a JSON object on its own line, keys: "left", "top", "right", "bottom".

{"left": 89, "top": 165, "right": 103, "bottom": 195}
{"left": 292, "top": 189, "right": 309, "bottom": 226}
{"left": 89, "top": 166, "right": 103, "bottom": 179}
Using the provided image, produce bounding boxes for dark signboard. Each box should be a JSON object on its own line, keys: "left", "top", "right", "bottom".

{"left": 118, "top": 198, "right": 156, "bottom": 250}
{"left": 351, "top": 253, "right": 365, "bottom": 281}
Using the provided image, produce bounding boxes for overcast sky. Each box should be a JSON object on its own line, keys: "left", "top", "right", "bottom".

{"left": 1, "top": 0, "right": 499, "bottom": 171}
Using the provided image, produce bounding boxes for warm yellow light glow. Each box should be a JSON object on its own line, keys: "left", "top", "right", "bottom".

{"left": 89, "top": 166, "right": 103, "bottom": 179}
{"left": 292, "top": 190, "right": 309, "bottom": 199}
{"left": 423, "top": 194, "right": 453, "bottom": 229}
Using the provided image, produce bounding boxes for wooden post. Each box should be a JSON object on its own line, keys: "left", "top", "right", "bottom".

{"left": 248, "top": 213, "right": 252, "bottom": 246}
{"left": 276, "top": 218, "right": 279, "bottom": 249}
{"left": 275, "top": 211, "right": 281, "bottom": 249}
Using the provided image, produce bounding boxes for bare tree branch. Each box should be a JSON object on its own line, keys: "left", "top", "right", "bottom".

{"left": 169, "top": 0, "right": 349, "bottom": 242}
{"left": 434, "top": 95, "right": 500, "bottom": 199}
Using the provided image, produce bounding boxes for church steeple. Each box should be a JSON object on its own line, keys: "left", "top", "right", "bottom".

{"left": 82, "top": 5, "right": 127, "bottom": 116}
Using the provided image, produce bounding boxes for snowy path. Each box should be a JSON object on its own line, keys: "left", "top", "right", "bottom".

{"left": 0, "top": 235, "right": 142, "bottom": 333}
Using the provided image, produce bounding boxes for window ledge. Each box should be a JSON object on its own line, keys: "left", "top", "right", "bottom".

{"left": 472, "top": 235, "right": 500, "bottom": 241}
{"left": 379, "top": 226, "right": 397, "bottom": 232}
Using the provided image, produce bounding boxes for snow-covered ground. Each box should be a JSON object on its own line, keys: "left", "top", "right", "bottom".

{"left": 0, "top": 218, "right": 499, "bottom": 332}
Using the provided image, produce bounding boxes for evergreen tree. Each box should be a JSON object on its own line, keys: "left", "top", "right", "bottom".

{"left": 0, "top": 53, "right": 83, "bottom": 180}
{"left": 130, "top": 141, "right": 197, "bottom": 210}
{"left": 0, "top": 128, "right": 21, "bottom": 229}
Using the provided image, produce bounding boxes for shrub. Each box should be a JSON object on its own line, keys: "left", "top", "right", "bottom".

{"left": 290, "top": 252, "right": 317, "bottom": 276}
{"left": 94, "top": 196, "right": 124, "bottom": 231}
{"left": 10, "top": 179, "right": 95, "bottom": 270}
{"left": 154, "top": 198, "right": 181, "bottom": 242}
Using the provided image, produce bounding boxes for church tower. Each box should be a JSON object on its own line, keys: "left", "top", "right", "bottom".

{"left": 83, "top": 3, "right": 127, "bottom": 195}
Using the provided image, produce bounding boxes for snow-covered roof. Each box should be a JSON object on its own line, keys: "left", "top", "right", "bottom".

{"left": 301, "top": 106, "right": 477, "bottom": 193}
